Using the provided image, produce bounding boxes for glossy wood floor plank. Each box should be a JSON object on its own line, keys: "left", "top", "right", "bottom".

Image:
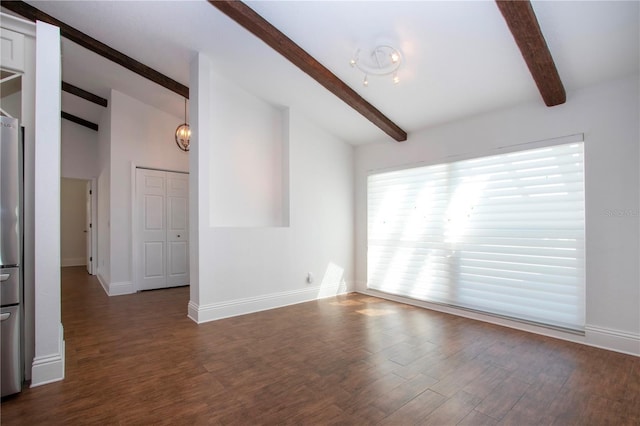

{"left": 1, "top": 266, "right": 638, "bottom": 425}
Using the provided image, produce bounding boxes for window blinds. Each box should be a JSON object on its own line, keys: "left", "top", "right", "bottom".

{"left": 367, "top": 140, "right": 585, "bottom": 331}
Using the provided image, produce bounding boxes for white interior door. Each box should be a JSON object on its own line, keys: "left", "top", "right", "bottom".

{"left": 137, "top": 169, "right": 167, "bottom": 291}
{"left": 136, "top": 168, "right": 189, "bottom": 291}
{"left": 85, "top": 181, "right": 92, "bottom": 274}
{"left": 166, "top": 173, "right": 189, "bottom": 287}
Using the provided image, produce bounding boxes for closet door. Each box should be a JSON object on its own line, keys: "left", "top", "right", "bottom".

{"left": 166, "top": 172, "right": 189, "bottom": 287}
{"left": 136, "top": 169, "right": 190, "bottom": 291}
{"left": 137, "top": 169, "right": 167, "bottom": 291}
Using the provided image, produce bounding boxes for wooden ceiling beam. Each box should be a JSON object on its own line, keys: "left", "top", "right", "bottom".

{"left": 496, "top": 0, "right": 566, "bottom": 106}
{"left": 62, "top": 81, "right": 108, "bottom": 107}
{"left": 61, "top": 111, "right": 99, "bottom": 131}
{"left": 209, "top": 0, "right": 408, "bottom": 142}
{"left": 2, "top": 1, "right": 189, "bottom": 99}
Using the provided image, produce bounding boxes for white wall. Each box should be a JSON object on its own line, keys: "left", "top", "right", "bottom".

{"left": 355, "top": 75, "right": 640, "bottom": 356}
{"left": 208, "top": 71, "right": 286, "bottom": 227}
{"left": 104, "top": 89, "right": 188, "bottom": 295}
{"left": 189, "top": 53, "right": 354, "bottom": 322}
{"left": 60, "top": 119, "right": 99, "bottom": 180}
{"left": 60, "top": 178, "right": 87, "bottom": 267}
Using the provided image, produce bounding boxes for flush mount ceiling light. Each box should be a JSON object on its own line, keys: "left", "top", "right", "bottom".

{"left": 175, "top": 98, "right": 190, "bottom": 152}
{"left": 350, "top": 45, "right": 402, "bottom": 87}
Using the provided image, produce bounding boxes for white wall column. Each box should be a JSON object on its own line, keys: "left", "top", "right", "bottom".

{"left": 187, "top": 52, "right": 212, "bottom": 321}
{"left": 31, "top": 20, "right": 64, "bottom": 386}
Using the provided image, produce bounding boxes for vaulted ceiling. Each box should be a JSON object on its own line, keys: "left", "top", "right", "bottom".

{"left": 6, "top": 1, "right": 639, "bottom": 145}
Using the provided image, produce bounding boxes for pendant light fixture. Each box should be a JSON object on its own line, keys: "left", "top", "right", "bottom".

{"left": 175, "top": 98, "right": 190, "bottom": 152}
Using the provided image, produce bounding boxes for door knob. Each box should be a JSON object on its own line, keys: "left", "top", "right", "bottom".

{"left": 177, "top": 234, "right": 180, "bottom": 238}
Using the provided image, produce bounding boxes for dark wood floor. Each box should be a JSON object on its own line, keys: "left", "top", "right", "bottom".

{"left": 1, "top": 266, "right": 638, "bottom": 425}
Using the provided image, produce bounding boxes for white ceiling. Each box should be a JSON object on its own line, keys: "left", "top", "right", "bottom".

{"left": 17, "top": 0, "right": 640, "bottom": 145}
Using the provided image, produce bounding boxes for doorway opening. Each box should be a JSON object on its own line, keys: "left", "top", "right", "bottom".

{"left": 60, "top": 177, "right": 96, "bottom": 275}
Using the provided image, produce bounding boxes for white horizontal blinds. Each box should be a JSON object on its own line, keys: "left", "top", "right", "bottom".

{"left": 368, "top": 141, "right": 585, "bottom": 330}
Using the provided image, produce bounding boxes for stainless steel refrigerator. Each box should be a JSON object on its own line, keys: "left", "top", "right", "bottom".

{"left": 1, "top": 115, "right": 23, "bottom": 397}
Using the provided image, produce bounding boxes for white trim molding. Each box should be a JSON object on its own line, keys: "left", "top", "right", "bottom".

{"left": 31, "top": 324, "right": 65, "bottom": 387}
{"left": 97, "top": 273, "right": 109, "bottom": 296}
{"left": 188, "top": 282, "right": 350, "bottom": 324}
{"left": 585, "top": 325, "right": 640, "bottom": 357}
{"left": 88, "top": 177, "right": 98, "bottom": 276}
{"left": 360, "top": 289, "right": 640, "bottom": 357}
{"left": 96, "top": 274, "right": 134, "bottom": 296}
{"left": 0, "top": 12, "right": 36, "bottom": 37}
{"left": 107, "top": 281, "right": 134, "bottom": 296}
{"left": 130, "top": 162, "right": 138, "bottom": 292}
{"left": 187, "top": 300, "right": 200, "bottom": 323}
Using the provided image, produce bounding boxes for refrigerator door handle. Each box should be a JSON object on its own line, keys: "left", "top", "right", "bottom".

{"left": 0, "top": 274, "right": 10, "bottom": 282}
{"left": 0, "top": 312, "right": 10, "bottom": 321}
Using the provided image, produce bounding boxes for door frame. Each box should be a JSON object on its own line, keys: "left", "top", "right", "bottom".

{"left": 131, "top": 163, "right": 189, "bottom": 292}
{"left": 86, "top": 178, "right": 97, "bottom": 275}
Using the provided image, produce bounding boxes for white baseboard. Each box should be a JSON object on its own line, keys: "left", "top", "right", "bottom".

{"left": 108, "top": 281, "right": 134, "bottom": 296}
{"left": 585, "top": 325, "right": 640, "bottom": 356}
{"left": 96, "top": 274, "right": 134, "bottom": 296}
{"left": 97, "top": 273, "right": 109, "bottom": 296}
{"left": 360, "top": 289, "right": 639, "bottom": 357}
{"left": 61, "top": 257, "right": 86, "bottom": 267}
{"left": 188, "top": 282, "right": 350, "bottom": 324}
{"left": 31, "top": 323, "right": 65, "bottom": 387}
{"left": 187, "top": 300, "right": 200, "bottom": 323}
